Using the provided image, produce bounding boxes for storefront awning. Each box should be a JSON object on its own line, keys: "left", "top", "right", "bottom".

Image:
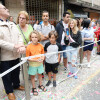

{"left": 68, "top": 4, "right": 88, "bottom": 18}
{"left": 73, "top": 14, "right": 88, "bottom": 18}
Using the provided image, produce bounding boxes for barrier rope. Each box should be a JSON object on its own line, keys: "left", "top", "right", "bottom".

{"left": 0, "top": 39, "right": 99, "bottom": 78}
{"left": 57, "top": 55, "right": 98, "bottom": 85}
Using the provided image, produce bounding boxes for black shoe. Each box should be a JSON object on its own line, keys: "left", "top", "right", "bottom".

{"left": 97, "top": 52, "right": 100, "bottom": 55}
{"left": 53, "top": 80, "right": 56, "bottom": 87}
{"left": 46, "top": 80, "right": 51, "bottom": 86}
{"left": 42, "top": 73, "right": 44, "bottom": 78}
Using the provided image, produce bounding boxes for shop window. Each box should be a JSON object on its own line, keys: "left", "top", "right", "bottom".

{"left": 26, "top": 0, "right": 59, "bottom": 25}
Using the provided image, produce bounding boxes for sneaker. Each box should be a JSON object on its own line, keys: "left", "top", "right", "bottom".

{"left": 46, "top": 80, "right": 51, "bottom": 86}
{"left": 42, "top": 75, "right": 44, "bottom": 78}
{"left": 42, "top": 73, "right": 44, "bottom": 78}
{"left": 53, "top": 81, "right": 56, "bottom": 87}
{"left": 74, "top": 75, "right": 78, "bottom": 79}
{"left": 87, "top": 63, "right": 90, "bottom": 68}
{"left": 98, "top": 52, "right": 100, "bottom": 55}
{"left": 64, "top": 67, "right": 68, "bottom": 71}
{"left": 67, "top": 72, "right": 72, "bottom": 77}
{"left": 97, "top": 52, "right": 100, "bottom": 55}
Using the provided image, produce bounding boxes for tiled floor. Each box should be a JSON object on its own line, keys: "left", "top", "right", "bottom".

{"left": 0, "top": 55, "right": 99, "bottom": 100}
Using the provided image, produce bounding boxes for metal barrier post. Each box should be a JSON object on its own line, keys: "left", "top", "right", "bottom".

{"left": 23, "top": 62, "right": 30, "bottom": 100}
{"left": 80, "top": 41, "right": 84, "bottom": 65}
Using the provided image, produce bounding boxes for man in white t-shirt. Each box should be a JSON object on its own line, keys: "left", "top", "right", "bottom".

{"left": 56, "top": 11, "right": 70, "bottom": 71}
{"left": 37, "top": 11, "right": 55, "bottom": 46}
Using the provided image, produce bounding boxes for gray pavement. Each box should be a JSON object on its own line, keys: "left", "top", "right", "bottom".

{"left": 0, "top": 55, "right": 100, "bottom": 100}
{"left": 76, "top": 72, "right": 100, "bottom": 100}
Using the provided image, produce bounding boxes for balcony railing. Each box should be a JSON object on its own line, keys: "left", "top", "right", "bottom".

{"left": 68, "top": 0, "right": 100, "bottom": 10}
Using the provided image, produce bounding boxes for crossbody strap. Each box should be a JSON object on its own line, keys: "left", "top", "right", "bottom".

{"left": 18, "top": 24, "right": 28, "bottom": 44}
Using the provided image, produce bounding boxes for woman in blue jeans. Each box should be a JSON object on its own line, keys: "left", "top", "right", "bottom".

{"left": 64, "top": 19, "right": 82, "bottom": 79}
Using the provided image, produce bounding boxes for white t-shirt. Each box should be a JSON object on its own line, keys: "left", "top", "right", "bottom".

{"left": 36, "top": 23, "right": 55, "bottom": 46}
{"left": 81, "top": 27, "right": 96, "bottom": 42}
{"left": 61, "top": 21, "right": 68, "bottom": 45}
{"left": 33, "top": 24, "right": 38, "bottom": 30}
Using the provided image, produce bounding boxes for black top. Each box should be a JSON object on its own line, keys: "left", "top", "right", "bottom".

{"left": 64, "top": 30, "right": 82, "bottom": 48}
{"left": 44, "top": 42, "right": 62, "bottom": 52}
{"left": 56, "top": 20, "right": 65, "bottom": 44}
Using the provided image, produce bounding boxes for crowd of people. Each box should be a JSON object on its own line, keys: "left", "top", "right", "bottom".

{"left": 0, "top": 3, "right": 100, "bottom": 100}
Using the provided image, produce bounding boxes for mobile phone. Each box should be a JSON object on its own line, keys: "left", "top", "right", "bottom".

{"left": 66, "top": 28, "right": 69, "bottom": 35}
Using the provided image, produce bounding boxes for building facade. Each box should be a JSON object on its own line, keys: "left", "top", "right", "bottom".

{"left": 25, "top": 0, "right": 64, "bottom": 24}
{"left": 65, "top": 0, "right": 100, "bottom": 20}
{"left": 1, "top": 0, "right": 64, "bottom": 25}
{"left": 1, "top": 0, "right": 100, "bottom": 23}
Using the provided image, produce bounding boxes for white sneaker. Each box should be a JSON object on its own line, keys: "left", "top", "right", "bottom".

{"left": 87, "top": 63, "right": 90, "bottom": 68}
{"left": 64, "top": 67, "right": 68, "bottom": 71}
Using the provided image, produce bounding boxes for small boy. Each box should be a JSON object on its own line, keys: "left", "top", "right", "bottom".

{"left": 44, "top": 31, "right": 62, "bottom": 87}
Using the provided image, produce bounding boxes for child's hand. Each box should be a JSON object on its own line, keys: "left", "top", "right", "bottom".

{"left": 38, "top": 59, "right": 43, "bottom": 63}
{"left": 65, "top": 34, "right": 69, "bottom": 38}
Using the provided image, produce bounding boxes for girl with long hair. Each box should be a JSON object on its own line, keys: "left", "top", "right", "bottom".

{"left": 64, "top": 19, "right": 82, "bottom": 79}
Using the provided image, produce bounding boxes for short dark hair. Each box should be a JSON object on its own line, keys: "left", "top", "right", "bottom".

{"left": 42, "top": 10, "right": 49, "bottom": 16}
{"left": 48, "top": 31, "right": 58, "bottom": 39}
{"left": 83, "top": 19, "right": 91, "bottom": 28}
{"left": 63, "top": 11, "right": 70, "bottom": 17}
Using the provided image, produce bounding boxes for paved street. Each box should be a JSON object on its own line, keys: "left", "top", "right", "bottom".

{"left": 76, "top": 72, "right": 100, "bottom": 100}
{"left": 0, "top": 55, "right": 100, "bottom": 100}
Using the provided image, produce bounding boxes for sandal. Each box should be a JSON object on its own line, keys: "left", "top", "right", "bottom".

{"left": 32, "top": 88, "right": 38, "bottom": 96}
{"left": 38, "top": 85, "right": 47, "bottom": 92}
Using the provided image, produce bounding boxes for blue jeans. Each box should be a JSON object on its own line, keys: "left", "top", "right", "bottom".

{"left": 66, "top": 46, "right": 78, "bottom": 73}
{"left": 61, "top": 45, "right": 67, "bottom": 58}
{"left": 1, "top": 58, "right": 20, "bottom": 94}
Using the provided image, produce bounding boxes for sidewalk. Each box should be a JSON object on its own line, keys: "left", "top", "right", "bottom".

{"left": 0, "top": 55, "right": 99, "bottom": 100}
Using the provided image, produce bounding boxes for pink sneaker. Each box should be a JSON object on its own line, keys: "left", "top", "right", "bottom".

{"left": 67, "top": 72, "right": 72, "bottom": 77}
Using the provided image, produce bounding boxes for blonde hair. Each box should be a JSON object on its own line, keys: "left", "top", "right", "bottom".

{"left": 29, "top": 30, "right": 41, "bottom": 42}
{"left": 68, "top": 19, "right": 79, "bottom": 34}
{"left": 16, "top": 11, "right": 29, "bottom": 24}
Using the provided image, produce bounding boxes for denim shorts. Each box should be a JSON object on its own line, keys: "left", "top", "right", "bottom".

{"left": 61, "top": 45, "right": 67, "bottom": 58}
{"left": 83, "top": 42, "right": 94, "bottom": 51}
{"left": 28, "top": 64, "right": 44, "bottom": 75}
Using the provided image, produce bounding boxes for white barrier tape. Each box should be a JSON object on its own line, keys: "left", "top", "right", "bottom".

{"left": 0, "top": 39, "right": 99, "bottom": 78}
{"left": 57, "top": 68, "right": 80, "bottom": 85}
{"left": 21, "top": 39, "right": 100, "bottom": 61}
{"left": 57, "top": 56, "right": 98, "bottom": 84}
{"left": 22, "top": 56, "right": 98, "bottom": 100}
{"left": 0, "top": 60, "right": 27, "bottom": 78}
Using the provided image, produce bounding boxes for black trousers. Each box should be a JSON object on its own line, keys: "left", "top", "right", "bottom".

{"left": 1, "top": 58, "right": 20, "bottom": 94}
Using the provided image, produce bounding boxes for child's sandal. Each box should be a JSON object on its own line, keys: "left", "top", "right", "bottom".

{"left": 32, "top": 88, "right": 38, "bottom": 96}
{"left": 38, "top": 85, "right": 47, "bottom": 92}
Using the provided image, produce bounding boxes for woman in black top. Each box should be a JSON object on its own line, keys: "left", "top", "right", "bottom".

{"left": 64, "top": 19, "right": 82, "bottom": 79}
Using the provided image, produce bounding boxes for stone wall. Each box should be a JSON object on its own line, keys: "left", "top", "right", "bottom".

{"left": 5, "top": 0, "right": 25, "bottom": 22}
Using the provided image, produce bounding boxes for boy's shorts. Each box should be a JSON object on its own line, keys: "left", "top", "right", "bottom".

{"left": 28, "top": 64, "right": 44, "bottom": 75}
{"left": 45, "top": 62, "right": 59, "bottom": 74}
